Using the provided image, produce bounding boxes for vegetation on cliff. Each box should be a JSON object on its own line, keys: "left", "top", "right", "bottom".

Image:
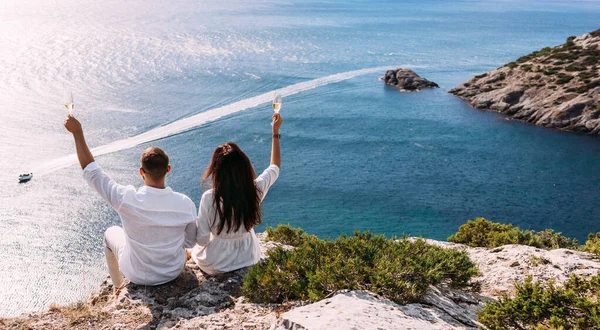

{"left": 448, "top": 217, "right": 579, "bottom": 249}
{"left": 242, "top": 224, "right": 478, "bottom": 305}
{"left": 4, "top": 221, "right": 600, "bottom": 329}
{"left": 478, "top": 274, "right": 600, "bottom": 329}
{"left": 253, "top": 222, "right": 600, "bottom": 329}
{"left": 448, "top": 217, "right": 600, "bottom": 258}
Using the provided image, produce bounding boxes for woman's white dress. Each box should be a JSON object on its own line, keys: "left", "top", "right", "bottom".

{"left": 191, "top": 165, "right": 279, "bottom": 274}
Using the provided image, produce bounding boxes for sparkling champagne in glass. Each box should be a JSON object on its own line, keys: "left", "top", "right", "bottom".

{"left": 64, "top": 89, "right": 74, "bottom": 114}
{"left": 272, "top": 93, "right": 282, "bottom": 114}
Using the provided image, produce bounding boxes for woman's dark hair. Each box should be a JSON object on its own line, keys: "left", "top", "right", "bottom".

{"left": 202, "top": 142, "right": 262, "bottom": 235}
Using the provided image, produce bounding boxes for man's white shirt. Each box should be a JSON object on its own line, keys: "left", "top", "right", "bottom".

{"left": 83, "top": 162, "right": 197, "bottom": 285}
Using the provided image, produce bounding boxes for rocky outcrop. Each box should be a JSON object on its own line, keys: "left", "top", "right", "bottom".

{"left": 421, "top": 239, "right": 600, "bottom": 297}
{"left": 381, "top": 68, "right": 439, "bottom": 91}
{"left": 274, "top": 241, "right": 600, "bottom": 330}
{"left": 2, "top": 234, "right": 599, "bottom": 330}
{"left": 450, "top": 29, "right": 600, "bottom": 134}
{"left": 276, "top": 290, "right": 483, "bottom": 330}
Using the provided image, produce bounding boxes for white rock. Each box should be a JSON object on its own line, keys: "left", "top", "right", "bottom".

{"left": 276, "top": 290, "right": 475, "bottom": 330}
{"left": 417, "top": 239, "right": 600, "bottom": 296}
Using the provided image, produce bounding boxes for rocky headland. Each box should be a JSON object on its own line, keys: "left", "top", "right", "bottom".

{"left": 2, "top": 231, "right": 599, "bottom": 330}
{"left": 381, "top": 68, "right": 440, "bottom": 91}
{"left": 450, "top": 29, "right": 600, "bottom": 134}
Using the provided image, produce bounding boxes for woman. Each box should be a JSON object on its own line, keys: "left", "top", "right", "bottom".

{"left": 189, "top": 113, "right": 283, "bottom": 274}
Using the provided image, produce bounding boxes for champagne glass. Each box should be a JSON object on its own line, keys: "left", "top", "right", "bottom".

{"left": 64, "top": 89, "right": 74, "bottom": 114}
{"left": 272, "top": 93, "right": 282, "bottom": 114}
{"left": 272, "top": 93, "right": 282, "bottom": 126}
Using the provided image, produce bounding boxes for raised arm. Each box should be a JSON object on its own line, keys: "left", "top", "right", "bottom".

{"left": 64, "top": 115, "right": 126, "bottom": 210}
{"left": 271, "top": 113, "right": 282, "bottom": 167}
{"left": 64, "top": 115, "right": 94, "bottom": 169}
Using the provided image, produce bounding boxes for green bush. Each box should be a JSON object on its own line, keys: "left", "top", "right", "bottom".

{"left": 536, "top": 228, "right": 579, "bottom": 249}
{"left": 265, "top": 224, "right": 317, "bottom": 247}
{"left": 243, "top": 228, "right": 478, "bottom": 305}
{"left": 478, "top": 274, "right": 600, "bottom": 329}
{"left": 584, "top": 232, "right": 600, "bottom": 255}
{"left": 448, "top": 218, "right": 578, "bottom": 249}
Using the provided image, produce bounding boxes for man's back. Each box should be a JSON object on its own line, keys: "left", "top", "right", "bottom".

{"left": 84, "top": 162, "right": 197, "bottom": 285}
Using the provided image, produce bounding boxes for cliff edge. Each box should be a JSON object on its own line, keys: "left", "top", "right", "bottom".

{"left": 450, "top": 29, "right": 600, "bottom": 134}
{"left": 2, "top": 233, "right": 599, "bottom": 330}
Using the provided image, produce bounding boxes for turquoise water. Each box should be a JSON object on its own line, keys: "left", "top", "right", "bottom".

{"left": 1, "top": 0, "right": 600, "bottom": 316}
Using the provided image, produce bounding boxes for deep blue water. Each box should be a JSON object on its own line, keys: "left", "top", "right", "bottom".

{"left": 1, "top": 0, "right": 600, "bottom": 316}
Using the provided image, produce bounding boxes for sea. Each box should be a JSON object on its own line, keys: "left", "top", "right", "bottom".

{"left": 1, "top": 0, "right": 600, "bottom": 317}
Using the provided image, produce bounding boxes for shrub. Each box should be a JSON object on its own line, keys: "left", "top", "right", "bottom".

{"left": 556, "top": 73, "right": 574, "bottom": 84}
{"left": 588, "top": 79, "right": 600, "bottom": 90}
{"left": 583, "top": 55, "right": 599, "bottom": 65}
{"left": 578, "top": 71, "right": 596, "bottom": 81}
{"left": 584, "top": 232, "right": 600, "bottom": 255}
{"left": 506, "top": 62, "right": 518, "bottom": 69}
{"left": 521, "top": 64, "right": 533, "bottom": 72}
{"left": 478, "top": 274, "right": 600, "bottom": 329}
{"left": 550, "top": 52, "right": 577, "bottom": 61}
{"left": 448, "top": 218, "right": 538, "bottom": 248}
{"left": 266, "top": 224, "right": 317, "bottom": 247}
{"left": 448, "top": 218, "right": 578, "bottom": 249}
{"left": 565, "top": 63, "right": 587, "bottom": 72}
{"left": 536, "top": 228, "right": 579, "bottom": 249}
{"left": 243, "top": 229, "right": 478, "bottom": 305}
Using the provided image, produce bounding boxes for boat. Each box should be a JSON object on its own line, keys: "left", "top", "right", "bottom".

{"left": 19, "top": 173, "right": 33, "bottom": 183}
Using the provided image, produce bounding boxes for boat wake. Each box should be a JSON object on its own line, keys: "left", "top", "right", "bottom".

{"left": 32, "top": 66, "right": 393, "bottom": 176}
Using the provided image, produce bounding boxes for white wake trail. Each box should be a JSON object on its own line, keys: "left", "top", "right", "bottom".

{"left": 33, "top": 66, "right": 392, "bottom": 176}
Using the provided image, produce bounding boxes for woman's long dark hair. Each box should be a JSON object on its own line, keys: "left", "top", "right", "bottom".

{"left": 202, "top": 142, "right": 262, "bottom": 235}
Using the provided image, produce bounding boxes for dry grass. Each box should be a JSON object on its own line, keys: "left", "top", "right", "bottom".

{"left": 51, "top": 302, "right": 109, "bottom": 326}
{"left": 1, "top": 295, "right": 152, "bottom": 329}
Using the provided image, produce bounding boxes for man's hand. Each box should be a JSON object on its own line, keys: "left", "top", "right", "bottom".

{"left": 64, "top": 115, "right": 95, "bottom": 169}
{"left": 64, "top": 115, "right": 83, "bottom": 135}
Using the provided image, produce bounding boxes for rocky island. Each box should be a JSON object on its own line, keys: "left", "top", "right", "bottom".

{"left": 381, "top": 68, "right": 439, "bottom": 91}
{"left": 450, "top": 29, "right": 600, "bottom": 134}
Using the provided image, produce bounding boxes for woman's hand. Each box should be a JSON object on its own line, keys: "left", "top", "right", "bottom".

{"left": 272, "top": 113, "right": 283, "bottom": 134}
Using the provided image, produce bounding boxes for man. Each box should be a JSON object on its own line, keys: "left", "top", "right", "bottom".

{"left": 64, "top": 115, "right": 197, "bottom": 291}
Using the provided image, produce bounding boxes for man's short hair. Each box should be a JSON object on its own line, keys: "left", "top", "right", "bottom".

{"left": 141, "top": 147, "right": 169, "bottom": 180}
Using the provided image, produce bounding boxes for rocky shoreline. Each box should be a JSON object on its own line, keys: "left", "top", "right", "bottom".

{"left": 2, "top": 233, "right": 599, "bottom": 330}
{"left": 450, "top": 29, "right": 600, "bottom": 135}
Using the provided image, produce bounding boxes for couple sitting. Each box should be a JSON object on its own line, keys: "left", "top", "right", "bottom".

{"left": 63, "top": 113, "right": 283, "bottom": 290}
